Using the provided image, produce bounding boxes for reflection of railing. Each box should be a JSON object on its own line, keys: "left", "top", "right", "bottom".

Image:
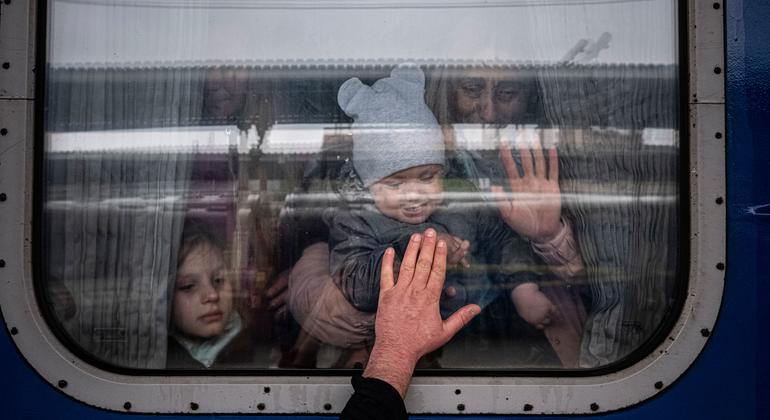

{"left": 46, "top": 125, "right": 259, "bottom": 154}
{"left": 46, "top": 124, "right": 679, "bottom": 158}
{"left": 284, "top": 191, "right": 678, "bottom": 207}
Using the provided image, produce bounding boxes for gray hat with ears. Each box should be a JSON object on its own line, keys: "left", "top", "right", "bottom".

{"left": 338, "top": 64, "right": 445, "bottom": 187}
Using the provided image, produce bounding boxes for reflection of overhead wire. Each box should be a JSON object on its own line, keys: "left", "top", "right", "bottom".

{"left": 561, "top": 40, "right": 590, "bottom": 63}
{"left": 562, "top": 32, "right": 613, "bottom": 63}
{"left": 57, "top": 0, "right": 655, "bottom": 11}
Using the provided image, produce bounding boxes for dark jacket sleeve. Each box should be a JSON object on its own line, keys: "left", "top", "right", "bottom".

{"left": 340, "top": 374, "right": 407, "bottom": 420}
{"left": 329, "top": 210, "right": 412, "bottom": 312}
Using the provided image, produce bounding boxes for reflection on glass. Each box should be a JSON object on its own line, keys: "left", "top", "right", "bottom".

{"left": 42, "top": 0, "right": 680, "bottom": 371}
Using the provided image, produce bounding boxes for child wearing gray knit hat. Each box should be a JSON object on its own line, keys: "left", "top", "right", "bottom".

{"left": 337, "top": 64, "right": 454, "bottom": 227}
{"left": 331, "top": 64, "right": 554, "bottom": 314}
{"left": 286, "top": 66, "right": 557, "bottom": 365}
{"left": 339, "top": 64, "right": 446, "bottom": 188}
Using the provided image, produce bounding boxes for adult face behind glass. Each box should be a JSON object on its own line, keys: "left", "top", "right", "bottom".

{"left": 202, "top": 67, "right": 249, "bottom": 122}
{"left": 449, "top": 69, "right": 531, "bottom": 125}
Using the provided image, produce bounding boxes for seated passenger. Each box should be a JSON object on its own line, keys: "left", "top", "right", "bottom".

{"left": 167, "top": 221, "right": 257, "bottom": 369}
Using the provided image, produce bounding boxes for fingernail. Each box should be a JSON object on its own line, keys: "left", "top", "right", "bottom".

{"left": 412, "top": 234, "right": 422, "bottom": 242}
{"left": 437, "top": 240, "right": 446, "bottom": 248}
{"left": 425, "top": 229, "right": 435, "bottom": 237}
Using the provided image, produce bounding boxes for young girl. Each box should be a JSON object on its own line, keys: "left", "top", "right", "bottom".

{"left": 167, "top": 222, "right": 257, "bottom": 369}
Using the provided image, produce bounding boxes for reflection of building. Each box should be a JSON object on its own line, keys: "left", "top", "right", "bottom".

{"left": 46, "top": 63, "right": 678, "bottom": 132}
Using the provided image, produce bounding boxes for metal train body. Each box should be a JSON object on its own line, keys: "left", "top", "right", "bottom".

{"left": 1, "top": 0, "right": 767, "bottom": 418}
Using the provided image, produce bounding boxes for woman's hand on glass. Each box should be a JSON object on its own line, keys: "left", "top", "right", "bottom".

{"left": 491, "top": 129, "right": 563, "bottom": 243}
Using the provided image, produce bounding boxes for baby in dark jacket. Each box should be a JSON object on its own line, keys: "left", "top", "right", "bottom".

{"left": 328, "top": 65, "right": 555, "bottom": 327}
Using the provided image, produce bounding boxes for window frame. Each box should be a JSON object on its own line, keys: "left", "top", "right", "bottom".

{"left": 0, "top": 0, "right": 725, "bottom": 414}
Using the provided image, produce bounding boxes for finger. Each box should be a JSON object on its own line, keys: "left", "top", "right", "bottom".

{"left": 268, "top": 293, "right": 286, "bottom": 310}
{"left": 440, "top": 234, "right": 460, "bottom": 253}
{"left": 447, "top": 236, "right": 461, "bottom": 253}
{"left": 413, "top": 229, "right": 438, "bottom": 289}
{"left": 457, "top": 242, "right": 470, "bottom": 266}
{"left": 532, "top": 131, "right": 546, "bottom": 178}
{"left": 548, "top": 147, "right": 559, "bottom": 181}
{"left": 459, "top": 257, "right": 470, "bottom": 268}
{"left": 455, "top": 247, "right": 469, "bottom": 261}
{"left": 397, "top": 233, "right": 423, "bottom": 288}
{"left": 442, "top": 304, "right": 481, "bottom": 343}
{"left": 490, "top": 185, "right": 512, "bottom": 215}
{"left": 549, "top": 303, "right": 560, "bottom": 320}
{"left": 498, "top": 138, "right": 521, "bottom": 185}
{"left": 453, "top": 240, "right": 467, "bottom": 257}
{"left": 537, "top": 316, "right": 552, "bottom": 330}
{"left": 443, "top": 285, "right": 457, "bottom": 298}
{"left": 380, "top": 247, "right": 397, "bottom": 292}
{"left": 516, "top": 130, "right": 534, "bottom": 177}
{"left": 266, "top": 274, "right": 289, "bottom": 298}
{"left": 426, "top": 239, "right": 447, "bottom": 294}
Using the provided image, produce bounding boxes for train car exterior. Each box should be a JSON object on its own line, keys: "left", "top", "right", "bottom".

{"left": 1, "top": 0, "right": 767, "bottom": 419}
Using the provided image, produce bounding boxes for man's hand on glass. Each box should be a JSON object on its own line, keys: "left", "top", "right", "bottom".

{"left": 363, "top": 229, "right": 481, "bottom": 397}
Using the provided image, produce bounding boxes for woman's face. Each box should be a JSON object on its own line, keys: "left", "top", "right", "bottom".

{"left": 173, "top": 242, "right": 233, "bottom": 340}
{"left": 452, "top": 70, "right": 529, "bottom": 124}
{"left": 203, "top": 68, "right": 247, "bottom": 120}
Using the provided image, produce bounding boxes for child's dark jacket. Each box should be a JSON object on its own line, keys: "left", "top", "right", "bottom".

{"left": 329, "top": 202, "right": 540, "bottom": 314}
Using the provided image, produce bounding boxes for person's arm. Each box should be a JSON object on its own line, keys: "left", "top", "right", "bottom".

{"left": 529, "top": 218, "right": 585, "bottom": 279}
{"left": 490, "top": 130, "right": 585, "bottom": 279}
{"left": 341, "top": 229, "right": 481, "bottom": 419}
{"left": 340, "top": 374, "right": 408, "bottom": 420}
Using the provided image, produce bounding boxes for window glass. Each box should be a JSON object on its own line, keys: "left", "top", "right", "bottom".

{"left": 42, "top": 0, "right": 680, "bottom": 371}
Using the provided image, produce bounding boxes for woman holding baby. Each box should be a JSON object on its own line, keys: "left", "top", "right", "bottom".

{"left": 284, "top": 64, "right": 586, "bottom": 369}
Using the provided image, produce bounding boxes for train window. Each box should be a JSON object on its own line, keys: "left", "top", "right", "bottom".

{"left": 41, "top": 0, "right": 681, "bottom": 373}
{"left": 0, "top": 0, "right": 725, "bottom": 414}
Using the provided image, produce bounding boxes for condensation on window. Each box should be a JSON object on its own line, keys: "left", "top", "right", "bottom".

{"left": 41, "top": 0, "right": 680, "bottom": 371}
